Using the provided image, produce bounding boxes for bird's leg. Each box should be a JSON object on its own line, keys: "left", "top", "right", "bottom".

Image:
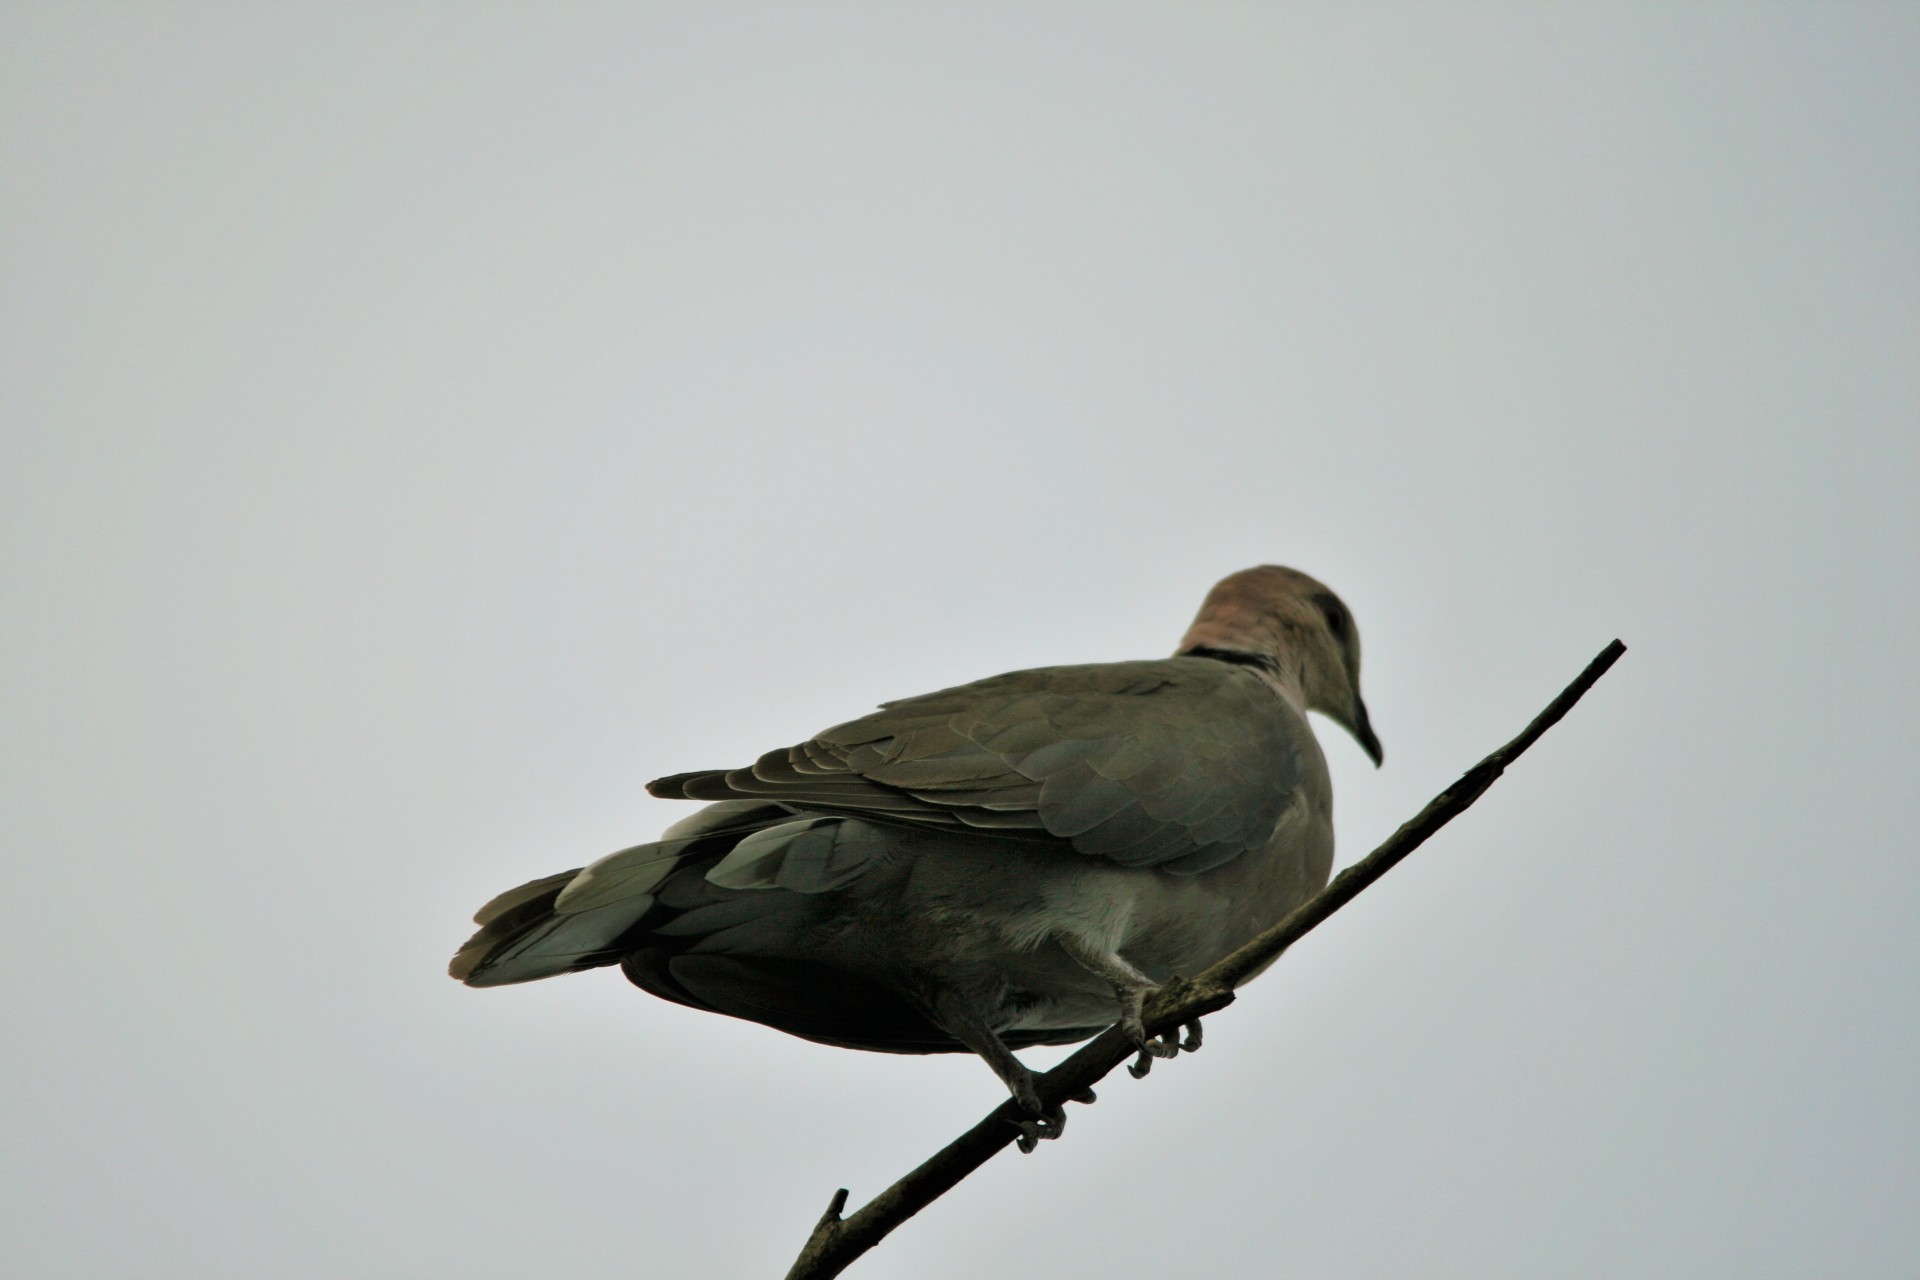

{"left": 1058, "top": 939, "right": 1188, "bottom": 1070}
{"left": 926, "top": 991, "right": 1084, "bottom": 1153}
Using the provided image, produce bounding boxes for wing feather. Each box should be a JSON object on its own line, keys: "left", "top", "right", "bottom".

{"left": 644, "top": 658, "right": 1303, "bottom": 872}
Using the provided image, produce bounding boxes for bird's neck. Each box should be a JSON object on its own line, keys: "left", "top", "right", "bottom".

{"left": 1181, "top": 645, "right": 1307, "bottom": 710}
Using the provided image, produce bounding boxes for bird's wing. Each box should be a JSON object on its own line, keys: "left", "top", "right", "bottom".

{"left": 648, "top": 657, "right": 1304, "bottom": 874}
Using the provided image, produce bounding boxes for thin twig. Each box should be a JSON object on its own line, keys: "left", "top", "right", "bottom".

{"left": 784, "top": 640, "right": 1627, "bottom": 1280}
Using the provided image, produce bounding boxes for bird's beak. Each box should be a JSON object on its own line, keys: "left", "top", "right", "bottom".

{"left": 1349, "top": 695, "right": 1384, "bottom": 767}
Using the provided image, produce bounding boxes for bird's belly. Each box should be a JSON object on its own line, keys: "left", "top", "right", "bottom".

{"left": 828, "top": 827, "right": 1332, "bottom": 1035}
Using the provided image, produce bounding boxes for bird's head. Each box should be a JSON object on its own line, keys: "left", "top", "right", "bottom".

{"left": 1177, "top": 564, "right": 1383, "bottom": 766}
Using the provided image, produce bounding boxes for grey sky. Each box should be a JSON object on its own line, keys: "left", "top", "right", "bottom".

{"left": 3, "top": 5, "right": 1915, "bottom": 1277}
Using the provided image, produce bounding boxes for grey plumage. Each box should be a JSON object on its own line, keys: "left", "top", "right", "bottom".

{"left": 451, "top": 565, "right": 1380, "bottom": 1145}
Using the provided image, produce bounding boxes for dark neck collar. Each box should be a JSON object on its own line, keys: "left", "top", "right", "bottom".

{"left": 1182, "top": 646, "right": 1281, "bottom": 676}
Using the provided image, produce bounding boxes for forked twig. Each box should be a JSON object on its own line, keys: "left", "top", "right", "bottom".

{"left": 785, "top": 640, "right": 1627, "bottom": 1280}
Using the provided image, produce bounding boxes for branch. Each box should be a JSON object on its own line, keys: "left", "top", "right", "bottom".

{"left": 784, "top": 640, "right": 1627, "bottom": 1280}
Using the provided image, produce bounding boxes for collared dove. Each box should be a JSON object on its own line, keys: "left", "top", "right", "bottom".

{"left": 451, "top": 565, "right": 1381, "bottom": 1147}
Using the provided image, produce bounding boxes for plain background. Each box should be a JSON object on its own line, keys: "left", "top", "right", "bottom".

{"left": 4, "top": 5, "right": 1915, "bottom": 1277}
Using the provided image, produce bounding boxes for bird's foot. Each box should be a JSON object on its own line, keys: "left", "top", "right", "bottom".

{"left": 1120, "top": 1019, "right": 1181, "bottom": 1065}
{"left": 1009, "top": 1104, "right": 1069, "bottom": 1154}
{"left": 1122, "top": 976, "right": 1205, "bottom": 1078}
{"left": 1125, "top": 1019, "right": 1204, "bottom": 1079}
{"left": 1000, "top": 1069, "right": 1099, "bottom": 1154}
{"left": 1118, "top": 985, "right": 1177, "bottom": 1053}
{"left": 1005, "top": 1075, "right": 1094, "bottom": 1153}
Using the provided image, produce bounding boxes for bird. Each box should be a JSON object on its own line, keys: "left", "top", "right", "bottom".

{"left": 450, "top": 565, "right": 1381, "bottom": 1148}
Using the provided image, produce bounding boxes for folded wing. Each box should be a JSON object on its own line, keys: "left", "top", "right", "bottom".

{"left": 648, "top": 657, "right": 1302, "bottom": 875}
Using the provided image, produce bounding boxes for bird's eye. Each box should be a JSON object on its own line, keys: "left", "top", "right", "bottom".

{"left": 1312, "top": 593, "right": 1348, "bottom": 639}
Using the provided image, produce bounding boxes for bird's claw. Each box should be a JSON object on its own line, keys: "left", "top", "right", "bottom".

{"left": 1004, "top": 1071, "right": 1098, "bottom": 1153}
{"left": 1123, "top": 1016, "right": 1205, "bottom": 1078}
{"left": 1120, "top": 1015, "right": 1179, "bottom": 1054}
{"left": 1009, "top": 1104, "right": 1068, "bottom": 1153}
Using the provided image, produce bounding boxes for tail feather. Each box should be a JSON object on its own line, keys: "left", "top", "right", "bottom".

{"left": 452, "top": 868, "right": 651, "bottom": 987}
{"left": 645, "top": 770, "right": 719, "bottom": 799}
{"left": 471, "top": 871, "right": 579, "bottom": 927}
{"left": 450, "top": 802, "right": 797, "bottom": 988}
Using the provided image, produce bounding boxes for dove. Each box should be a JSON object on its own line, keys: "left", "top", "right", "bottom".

{"left": 451, "top": 565, "right": 1381, "bottom": 1147}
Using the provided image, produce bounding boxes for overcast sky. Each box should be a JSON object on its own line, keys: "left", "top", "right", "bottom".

{"left": 3, "top": 5, "right": 1915, "bottom": 1277}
